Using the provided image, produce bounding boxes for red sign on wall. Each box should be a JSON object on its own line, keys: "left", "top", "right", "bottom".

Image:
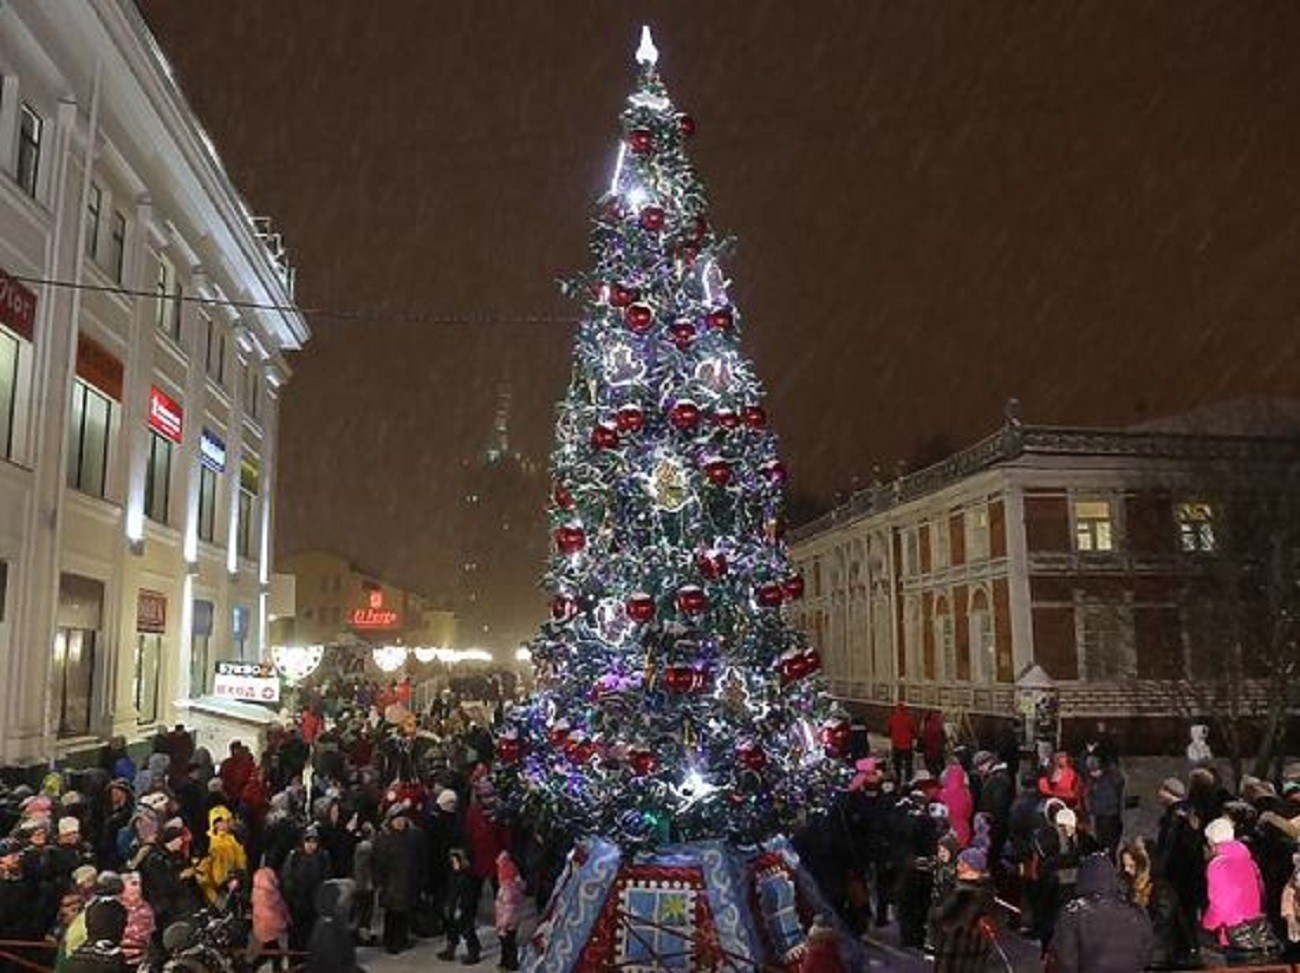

{"left": 137, "top": 589, "right": 168, "bottom": 634}
{"left": 349, "top": 606, "right": 401, "bottom": 630}
{"left": 0, "top": 268, "right": 37, "bottom": 341}
{"left": 148, "top": 386, "right": 183, "bottom": 443}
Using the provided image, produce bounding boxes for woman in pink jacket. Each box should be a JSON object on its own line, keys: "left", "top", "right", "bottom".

{"left": 938, "top": 762, "right": 973, "bottom": 847}
{"left": 1202, "top": 817, "right": 1264, "bottom": 945}
{"left": 251, "top": 866, "right": 292, "bottom": 972}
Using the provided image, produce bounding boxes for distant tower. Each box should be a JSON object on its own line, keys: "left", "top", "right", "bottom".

{"left": 458, "top": 382, "right": 547, "bottom": 651}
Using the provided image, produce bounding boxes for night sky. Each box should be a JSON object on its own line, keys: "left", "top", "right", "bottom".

{"left": 137, "top": 1, "right": 1300, "bottom": 608}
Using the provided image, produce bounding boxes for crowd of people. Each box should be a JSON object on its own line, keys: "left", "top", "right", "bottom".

{"left": 2, "top": 690, "right": 1299, "bottom": 973}
{"left": 798, "top": 700, "right": 1300, "bottom": 971}
{"left": 0, "top": 680, "right": 548, "bottom": 973}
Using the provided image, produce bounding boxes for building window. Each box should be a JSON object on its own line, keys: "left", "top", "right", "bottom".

{"left": 204, "top": 315, "right": 225, "bottom": 385}
{"left": 85, "top": 183, "right": 102, "bottom": 260}
{"left": 134, "top": 635, "right": 161, "bottom": 725}
{"left": 244, "top": 365, "right": 260, "bottom": 420}
{"left": 190, "top": 633, "right": 210, "bottom": 695}
{"left": 1078, "top": 600, "right": 1133, "bottom": 681}
{"left": 55, "top": 628, "right": 96, "bottom": 737}
{"left": 934, "top": 595, "right": 955, "bottom": 680}
{"left": 66, "top": 380, "right": 113, "bottom": 498}
{"left": 902, "top": 528, "right": 921, "bottom": 577}
{"left": 144, "top": 432, "right": 172, "bottom": 524}
{"left": 932, "top": 517, "right": 950, "bottom": 570}
{"left": 17, "top": 105, "right": 42, "bottom": 198}
{"left": 903, "top": 596, "right": 921, "bottom": 679}
{"left": 237, "top": 461, "right": 259, "bottom": 559}
{"left": 965, "top": 506, "right": 990, "bottom": 561}
{"left": 969, "top": 588, "right": 993, "bottom": 683}
{"left": 0, "top": 329, "right": 20, "bottom": 461}
{"left": 152, "top": 253, "right": 182, "bottom": 342}
{"left": 1073, "top": 499, "right": 1115, "bottom": 553}
{"left": 198, "top": 464, "right": 218, "bottom": 543}
{"left": 1176, "top": 502, "right": 1216, "bottom": 553}
{"left": 108, "top": 211, "right": 127, "bottom": 283}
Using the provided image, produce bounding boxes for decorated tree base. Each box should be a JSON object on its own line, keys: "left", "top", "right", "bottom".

{"left": 524, "top": 835, "right": 867, "bottom": 972}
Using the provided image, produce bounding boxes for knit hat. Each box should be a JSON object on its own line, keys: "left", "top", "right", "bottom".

{"left": 72, "top": 864, "right": 98, "bottom": 887}
{"left": 972, "top": 750, "right": 996, "bottom": 770}
{"left": 436, "top": 789, "right": 459, "bottom": 811}
{"left": 0, "top": 838, "right": 21, "bottom": 857}
{"left": 160, "top": 823, "right": 186, "bottom": 845}
{"left": 62, "top": 791, "right": 84, "bottom": 807}
{"left": 958, "top": 847, "right": 987, "bottom": 873}
{"left": 1056, "top": 808, "right": 1077, "bottom": 831}
{"left": 139, "top": 792, "right": 168, "bottom": 812}
{"left": 1205, "top": 817, "right": 1235, "bottom": 845}
{"left": 58, "top": 816, "right": 81, "bottom": 836}
{"left": 108, "top": 778, "right": 133, "bottom": 797}
{"left": 1158, "top": 777, "right": 1186, "bottom": 800}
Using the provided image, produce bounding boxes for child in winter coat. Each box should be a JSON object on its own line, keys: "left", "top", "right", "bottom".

{"left": 118, "top": 873, "right": 154, "bottom": 969}
{"left": 251, "top": 866, "right": 291, "bottom": 973}
{"left": 495, "top": 851, "right": 525, "bottom": 971}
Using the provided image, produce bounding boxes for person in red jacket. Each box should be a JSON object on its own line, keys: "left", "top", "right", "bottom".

{"left": 886, "top": 702, "right": 916, "bottom": 784}
{"left": 1037, "top": 752, "right": 1083, "bottom": 808}
{"left": 799, "top": 914, "right": 846, "bottom": 973}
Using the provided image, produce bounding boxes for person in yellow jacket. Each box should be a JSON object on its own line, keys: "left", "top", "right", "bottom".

{"left": 197, "top": 805, "right": 247, "bottom": 904}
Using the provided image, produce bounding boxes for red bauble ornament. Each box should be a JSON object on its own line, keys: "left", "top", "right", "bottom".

{"left": 663, "top": 664, "right": 709, "bottom": 694}
{"left": 691, "top": 216, "right": 709, "bottom": 241}
{"left": 628, "top": 129, "right": 654, "bottom": 153}
{"left": 565, "top": 732, "right": 596, "bottom": 764}
{"left": 675, "top": 242, "right": 700, "bottom": 266}
{"left": 609, "top": 284, "right": 637, "bottom": 308}
{"left": 615, "top": 405, "right": 645, "bottom": 433}
{"left": 669, "top": 321, "right": 697, "bottom": 350}
{"left": 695, "top": 549, "right": 728, "bottom": 580}
{"left": 678, "top": 114, "right": 697, "bottom": 138}
{"left": 756, "top": 581, "right": 785, "bottom": 608}
{"left": 625, "top": 593, "right": 655, "bottom": 624}
{"left": 628, "top": 747, "right": 657, "bottom": 776}
{"left": 779, "top": 647, "right": 822, "bottom": 684}
{"left": 556, "top": 524, "right": 587, "bottom": 554}
{"left": 706, "top": 307, "right": 734, "bottom": 331}
{"left": 668, "top": 400, "right": 701, "bottom": 431}
{"left": 548, "top": 721, "right": 571, "bottom": 747}
{"left": 703, "top": 457, "right": 732, "bottom": 487}
{"left": 552, "top": 481, "right": 574, "bottom": 509}
{"left": 761, "top": 460, "right": 788, "bottom": 484}
{"left": 496, "top": 735, "right": 523, "bottom": 764}
{"left": 639, "top": 206, "right": 666, "bottom": 232}
{"left": 676, "top": 585, "right": 709, "bottom": 615}
{"left": 737, "top": 741, "right": 767, "bottom": 771}
{"left": 781, "top": 574, "right": 806, "bottom": 601}
{"left": 713, "top": 409, "right": 741, "bottom": 430}
{"left": 591, "top": 422, "right": 620, "bottom": 450}
{"left": 550, "top": 593, "right": 578, "bottom": 622}
{"left": 625, "top": 303, "right": 654, "bottom": 333}
{"left": 742, "top": 405, "right": 768, "bottom": 430}
{"left": 820, "top": 718, "right": 851, "bottom": 759}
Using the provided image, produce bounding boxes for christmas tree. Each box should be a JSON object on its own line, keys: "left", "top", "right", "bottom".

{"left": 497, "top": 28, "right": 847, "bottom": 853}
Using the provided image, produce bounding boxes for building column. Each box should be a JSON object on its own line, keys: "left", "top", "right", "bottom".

{"left": 1005, "top": 483, "right": 1035, "bottom": 676}
{"left": 256, "top": 381, "right": 279, "bottom": 660}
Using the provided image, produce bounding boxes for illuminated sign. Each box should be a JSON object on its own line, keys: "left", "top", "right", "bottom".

{"left": 349, "top": 606, "right": 401, "bottom": 630}
{"left": 213, "top": 660, "right": 280, "bottom": 703}
{"left": 148, "top": 386, "right": 183, "bottom": 443}
{"left": 0, "top": 267, "right": 36, "bottom": 341}
{"left": 200, "top": 429, "right": 226, "bottom": 471}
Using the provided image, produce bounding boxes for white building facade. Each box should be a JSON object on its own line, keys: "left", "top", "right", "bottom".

{"left": 0, "top": 0, "right": 308, "bottom": 766}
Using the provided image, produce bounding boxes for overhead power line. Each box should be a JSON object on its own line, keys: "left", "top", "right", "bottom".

{"left": 11, "top": 274, "right": 578, "bottom": 327}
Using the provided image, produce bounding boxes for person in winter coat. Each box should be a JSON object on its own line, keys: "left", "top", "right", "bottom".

{"left": 251, "top": 867, "right": 291, "bottom": 972}
{"left": 137, "top": 825, "right": 202, "bottom": 930}
{"left": 117, "top": 873, "right": 153, "bottom": 969}
{"left": 972, "top": 751, "right": 1013, "bottom": 878}
{"left": 305, "top": 879, "right": 359, "bottom": 973}
{"left": 1082, "top": 757, "right": 1126, "bottom": 859}
{"left": 798, "top": 914, "right": 846, "bottom": 973}
{"left": 280, "top": 825, "right": 332, "bottom": 952}
{"left": 1151, "top": 776, "right": 1203, "bottom": 963}
{"left": 922, "top": 712, "right": 947, "bottom": 775}
{"left": 63, "top": 897, "right": 128, "bottom": 973}
{"left": 313, "top": 797, "right": 356, "bottom": 880}
{"left": 197, "top": 805, "right": 248, "bottom": 904}
{"left": 1118, "top": 839, "right": 1181, "bottom": 969}
{"left": 930, "top": 847, "right": 997, "bottom": 973}
{"left": 1049, "top": 853, "right": 1153, "bottom": 973}
{"left": 494, "top": 852, "right": 525, "bottom": 971}
{"left": 350, "top": 823, "right": 376, "bottom": 946}
{"left": 1202, "top": 816, "right": 1266, "bottom": 947}
{"left": 261, "top": 792, "right": 302, "bottom": 874}
{"left": 938, "top": 764, "right": 973, "bottom": 848}
{"left": 1038, "top": 752, "right": 1083, "bottom": 808}
{"left": 424, "top": 789, "right": 461, "bottom": 938}
{"left": 373, "top": 806, "right": 418, "bottom": 954}
{"left": 437, "top": 848, "right": 482, "bottom": 965}
{"left": 1026, "top": 805, "right": 1096, "bottom": 951}
{"left": 886, "top": 702, "right": 916, "bottom": 784}
{"left": 97, "top": 781, "right": 134, "bottom": 872}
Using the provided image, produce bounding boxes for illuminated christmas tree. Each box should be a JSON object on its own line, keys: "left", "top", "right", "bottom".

{"left": 496, "top": 28, "right": 847, "bottom": 855}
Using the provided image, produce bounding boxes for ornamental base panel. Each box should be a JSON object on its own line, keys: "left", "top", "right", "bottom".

{"left": 523, "top": 835, "right": 867, "bottom": 972}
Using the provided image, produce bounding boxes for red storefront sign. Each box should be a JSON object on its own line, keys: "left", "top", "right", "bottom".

{"left": 0, "top": 268, "right": 36, "bottom": 341}
{"left": 77, "top": 334, "right": 123, "bottom": 401}
{"left": 349, "top": 606, "right": 401, "bottom": 630}
{"left": 137, "top": 589, "right": 167, "bottom": 634}
{"left": 148, "top": 386, "right": 183, "bottom": 443}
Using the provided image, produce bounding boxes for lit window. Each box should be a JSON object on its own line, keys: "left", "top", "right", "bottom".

{"left": 1074, "top": 499, "right": 1114, "bottom": 552}
{"left": 66, "top": 380, "right": 113, "bottom": 498}
{"left": 17, "top": 105, "right": 42, "bottom": 199}
{"left": 1176, "top": 502, "right": 1216, "bottom": 552}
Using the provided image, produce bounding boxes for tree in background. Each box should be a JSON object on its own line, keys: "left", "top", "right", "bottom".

{"left": 495, "top": 28, "right": 845, "bottom": 850}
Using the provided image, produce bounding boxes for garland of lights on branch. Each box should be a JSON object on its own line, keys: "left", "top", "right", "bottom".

{"left": 494, "top": 30, "right": 848, "bottom": 850}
